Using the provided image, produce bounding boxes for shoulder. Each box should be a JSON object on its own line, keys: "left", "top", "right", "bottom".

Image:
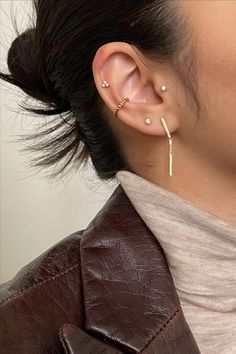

{"left": 0, "top": 185, "right": 137, "bottom": 353}
{"left": 0, "top": 229, "right": 84, "bottom": 354}
{"left": 0, "top": 230, "right": 83, "bottom": 305}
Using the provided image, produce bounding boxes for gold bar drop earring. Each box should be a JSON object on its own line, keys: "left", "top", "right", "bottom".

{"left": 160, "top": 117, "right": 173, "bottom": 177}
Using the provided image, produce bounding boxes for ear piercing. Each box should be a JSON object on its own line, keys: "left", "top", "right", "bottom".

{"left": 102, "top": 81, "right": 168, "bottom": 123}
{"left": 145, "top": 84, "right": 167, "bottom": 125}
{"left": 145, "top": 118, "right": 152, "bottom": 125}
{"left": 114, "top": 98, "right": 130, "bottom": 118}
{"left": 160, "top": 85, "right": 167, "bottom": 93}
{"left": 101, "top": 80, "right": 110, "bottom": 88}
{"left": 102, "top": 81, "right": 167, "bottom": 93}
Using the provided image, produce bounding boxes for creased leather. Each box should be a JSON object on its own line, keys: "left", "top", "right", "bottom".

{"left": 60, "top": 323, "right": 126, "bottom": 354}
{"left": 79, "top": 184, "right": 200, "bottom": 354}
{"left": 0, "top": 232, "right": 84, "bottom": 354}
{"left": 0, "top": 184, "right": 201, "bottom": 353}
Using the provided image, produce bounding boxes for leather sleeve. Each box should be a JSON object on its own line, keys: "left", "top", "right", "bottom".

{"left": 0, "top": 231, "right": 84, "bottom": 354}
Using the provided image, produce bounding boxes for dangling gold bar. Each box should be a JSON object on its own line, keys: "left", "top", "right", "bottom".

{"left": 160, "top": 117, "right": 173, "bottom": 177}
{"left": 168, "top": 137, "right": 173, "bottom": 177}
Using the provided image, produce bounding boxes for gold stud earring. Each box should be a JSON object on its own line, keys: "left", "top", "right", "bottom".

{"left": 102, "top": 80, "right": 110, "bottom": 88}
{"left": 145, "top": 118, "right": 152, "bottom": 125}
{"left": 160, "top": 85, "right": 167, "bottom": 93}
{"left": 160, "top": 117, "right": 173, "bottom": 177}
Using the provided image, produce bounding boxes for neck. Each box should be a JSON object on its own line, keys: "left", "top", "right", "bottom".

{"left": 133, "top": 138, "right": 236, "bottom": 226}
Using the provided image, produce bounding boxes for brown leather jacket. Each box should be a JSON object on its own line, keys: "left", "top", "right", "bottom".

{"left": 0, "top": 185, "right": 201, "bottom": 354}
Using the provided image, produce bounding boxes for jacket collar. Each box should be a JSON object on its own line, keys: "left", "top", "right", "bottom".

{"left": 79, "top": 184, "right": 200, "bottom": 353}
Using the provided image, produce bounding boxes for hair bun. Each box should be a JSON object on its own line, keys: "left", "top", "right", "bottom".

{"left": 5, "top": 28, "right": 69, "bottom": 115}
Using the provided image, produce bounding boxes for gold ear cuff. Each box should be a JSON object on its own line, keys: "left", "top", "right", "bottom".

{"left": 114, "top": 98, "right": 130, "bottom": 118}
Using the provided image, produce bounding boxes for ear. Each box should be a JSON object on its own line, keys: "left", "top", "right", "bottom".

{"left": 92, "top": 42, "right": 180, "bottom": 137}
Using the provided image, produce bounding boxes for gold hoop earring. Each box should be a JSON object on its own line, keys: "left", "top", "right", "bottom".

{"left": 114, "top": 98, "right": 130, "bottom": 118}
{"left": 160, "top": 117, "right": 173, "bottom": 177}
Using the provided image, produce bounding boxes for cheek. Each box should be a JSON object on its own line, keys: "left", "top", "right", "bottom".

{"left": 189, "top": 2, "right": 236, "bottom": 167}
{"left": 198, "top": 26, "right": 236, "bottom": 109}
{"left": 198, "top": 44, "right": 236, "bottom": 135}
{"left": 197, "top": 48, "right": 236, "bottom": 170}
{"left": 194, "top": 1, "right": 236, "bottom": 99}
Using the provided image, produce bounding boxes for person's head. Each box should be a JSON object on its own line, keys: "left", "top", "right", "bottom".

{"left": 0, "top": 0, "right": 235, "bottom": 185}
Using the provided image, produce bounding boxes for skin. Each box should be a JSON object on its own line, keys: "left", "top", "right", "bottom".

{"left": 92, "top": 0, "right": 236, "bottom": 226}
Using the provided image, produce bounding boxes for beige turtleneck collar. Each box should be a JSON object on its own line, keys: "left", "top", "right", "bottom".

{"left": 116, "top": 170, "right": 236, "bottom": 354}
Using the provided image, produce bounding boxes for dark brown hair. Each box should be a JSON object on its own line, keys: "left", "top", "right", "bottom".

{"left": 0, "top": 0, "right": 198, "bottom": 181}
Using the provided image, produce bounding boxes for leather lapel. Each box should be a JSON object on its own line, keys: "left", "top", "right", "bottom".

{"left": 79, "top": 184, "right": 200, "bottom": 353}
{"left": 60, "top": 323, "right": 124, "bottom": 354}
